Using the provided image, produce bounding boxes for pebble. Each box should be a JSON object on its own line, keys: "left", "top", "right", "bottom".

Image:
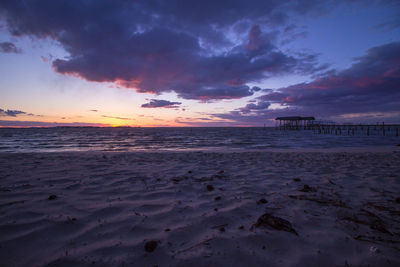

{"left": 48, "top": 195, "right": 57, "bottom": 200}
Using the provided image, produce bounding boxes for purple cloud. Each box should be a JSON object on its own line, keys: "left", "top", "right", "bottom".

{"left": 0, "top": 108, "right": 33, "bottom": 117}
{"left": 260, "top": 42, "right": 400, "bottom": 115}
{"left": 0, "top": 41, "right": 21, "bottom": 53}
{"left": 239, "top": 101, "right": 271, "bottom": 114}
{"left": 141, "top": 99, "right": 182, "bottom": 108}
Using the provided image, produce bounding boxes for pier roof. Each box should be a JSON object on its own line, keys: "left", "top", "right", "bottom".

{"left": 275, "top": 116, "right": 315, "bottom": 121}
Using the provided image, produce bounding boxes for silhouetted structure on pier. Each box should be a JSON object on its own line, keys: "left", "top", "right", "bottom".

{"left": 275, "top": 116, "right": 315, "bottom": 130}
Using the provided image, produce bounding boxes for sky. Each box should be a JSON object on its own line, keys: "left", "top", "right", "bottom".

{"left": 0, "top": 0, "right": 399, "bottom": 127}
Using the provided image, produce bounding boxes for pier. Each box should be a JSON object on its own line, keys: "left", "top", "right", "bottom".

{"left": 310, "top": 123, "right": 399, "bottom": 137}
{"left": 275, "top": 117, "right": 399, "bottom": 137}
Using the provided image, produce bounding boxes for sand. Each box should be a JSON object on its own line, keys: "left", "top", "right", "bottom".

{"left": 0, "top": 151, "right": 399, "bottom": 266}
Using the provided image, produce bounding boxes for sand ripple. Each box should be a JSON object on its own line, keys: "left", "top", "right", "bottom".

{"left": 0, "top": 151, "right": 400, "bottom": 266}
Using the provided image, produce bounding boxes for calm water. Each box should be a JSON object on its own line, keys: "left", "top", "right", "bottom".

{"left": 0, "top": 127, "right": 398, "bottom": 152}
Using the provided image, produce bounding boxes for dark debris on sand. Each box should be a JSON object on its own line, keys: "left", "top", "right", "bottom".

{"left": 289, "top": 194, "right": 348, "bottom": 208}
{"left": 144, "top": 240, "right": 158, "bottom": 252}
{"left": 299, "top": 184, "right": 317, "bottom": 192}
{"left": 171, "top": 176, "right": 189, "bottom": 184}
{"left": 206, "top": 185, "right": 214, "bottom": 191}
{"left": 257, "top": 198, "right": 268, "bottom": 204}
{"left": 48, "top": 194, "right": 57, "bottom": 200}
{"left": 253, "top": 213, "right": 298, "bottom": 235}
{"left": 339, "top": 209, "right": 392, "bottom": 235}
{"left": 65, "top": 217, "right": 77, "bottom": 224}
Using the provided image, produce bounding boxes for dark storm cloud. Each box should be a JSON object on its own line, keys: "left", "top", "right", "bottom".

{"left": 0, "top": 0, "right": 339, "bottom": 100}
{"left": 211, "top": 42, "right": 400, "bottom": 124}
{"left": 1, "top": 0, "right": 398, "bottom": 102}
{"left": 50, "top": 23, "right": 307, "bottom": 101}
{"left": 0, "top": 41, "right": 21, "bottom": 53}
{"left": 141, "top": 99, "right": 182, "bottom": 108}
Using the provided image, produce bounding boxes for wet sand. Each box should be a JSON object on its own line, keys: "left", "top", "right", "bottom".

{"left": 0, "top": 151, "right": 399, "bottom": 266}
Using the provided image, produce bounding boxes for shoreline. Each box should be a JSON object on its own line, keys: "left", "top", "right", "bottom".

{"left": 0, "top": 144, "right": 399, "bottom": 154}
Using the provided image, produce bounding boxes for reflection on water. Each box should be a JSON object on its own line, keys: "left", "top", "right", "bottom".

{"left": 0, "top": 127, "right": 398, "bottom": 152}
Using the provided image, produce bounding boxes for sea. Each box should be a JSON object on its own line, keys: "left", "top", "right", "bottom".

{"left": 0, "top": 127, "right": 398, "bottom": 153}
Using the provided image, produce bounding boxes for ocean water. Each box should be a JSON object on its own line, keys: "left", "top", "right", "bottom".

{"left": 0, "top": 127, "right": 398, "bottom": 153}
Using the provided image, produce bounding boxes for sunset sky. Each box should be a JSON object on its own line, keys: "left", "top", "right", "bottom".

{"left": 0, "top": 0, "right": 399, "bottom": 127}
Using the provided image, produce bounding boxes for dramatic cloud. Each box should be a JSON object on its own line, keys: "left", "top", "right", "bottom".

{"left": 210, "top": 42, "right": 400, "bottom": 124}
{"left": 0, "top": 108, "right": 33, "bottom": 117}
{"left": 0, "top": 41, "right": 21, "bottom": 53}
{"left": 261, "top": 42, "right": 400, "bottom": 114}
{"left": 141, "top": 99, "right": 182, "bottom": 108}
{"left": 0, "top": 0, "right": 341, "bottom": 100}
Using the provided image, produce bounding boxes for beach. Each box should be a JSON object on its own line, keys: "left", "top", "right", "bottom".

{"left": 1, "top": 150, "right": 400, "bottom": 266}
